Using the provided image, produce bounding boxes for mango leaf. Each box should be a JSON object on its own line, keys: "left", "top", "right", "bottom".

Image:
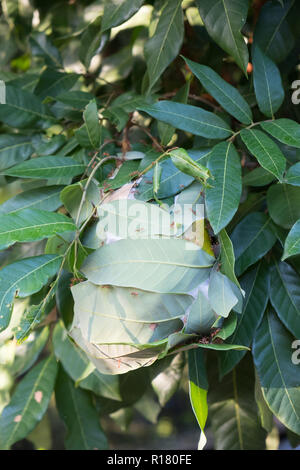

{"left": 240, "top": 128, "right": 286, "bottom": 181}
{"left": 60, "top": 179, "right": 100, "bottom": 226}
{"left": 283, "top": 220, "right": 300, "bottom": 259}
{"left": 54, "top": 91, "right": 94, "bottom": 111}
{"left": 81, "top": 238, "right": 214, "bottom": 294}
{"left": 10, "top": 327, "right": 50, "bottom": 377}
{"left": 184, "top": 57, "right": 252, "bottom": 124}
{"left": 219, "top": 261, "right": 269, "bottom": 378}
{"left": 100, "top": 160, "right": 140, "bottom": 191}
{"left": 285, "top": 162, "right": 300, "bottom": 187}
{"left": 254, "top": 371, "right": 274, "bottom": 434}
{"left": 252, "top": 44, "right": 284, "bottom": 118}
{"left": 195, "top": 0, "right": 249, "bottom": 74}
{"left": 0, "top": 134, "right": 33, "bottom": 171}
{"left": 151, "top": 354, "right": 184, "bottom": 407}
{"left": 188, "top": 348, "right": 208, "bottom": 450}
{"left": 55, "top": 367, "right": 108, "bottom": 450}
{"left": 269, "top": 259, "right": 300, "bottom": 338}
{"left": 79, "top": 16, "right": 103, "bottom": 69}
{"left": 260, "top": 119, "right": 300, "bottom": 148}
{"left": 231, "top": 212, "right": 277, "bottom": 276}
{"left": 185, "top": 290, "right": 218, "bottom": 335}
{"left": 144, "top": 0, "right": 184, "bottom": 92}
{"left": 205, "top": 141, "right": 242, "bottom": 234}
{"left": 243, "top": 167, "right": 275, "bottom": 187}
{"left": 158, "top": 82, "right": 190, "bottom": 146}
{"left": 3, "top": 156, "right": 85, "bottom": 179}
{"left": 253, "top": 309, "right": 300, "bottom": 435}
{"left": 69, "top": 325, "right": 163, "bottom": 375}
{"left": 0, "top": 85, "right": 56, "bottom": 129}
{"left": 254, "top": 0, "right": 296, "bottom": 63}
{"left": 53, "top": 322, "right": 121, "bottom": 401}
{"left": 96, "top": 199, "right": 178, "bottom": 241}
{"left": 0, "top": 186, "right": 64, "bottom": 214}
{"left": 208, "top": 270, "right": 240, "bottom": 318}
{"left": 169, "top": 148, "right": 211, "bottom": 186}
{"left": 16, "top": 302, "right": 49, "bottom": 343}
{"left": 0, "top": 254, "right": 62, "bottom": 331}
{"left": 0, "top": 209, "right": 76, "bottom": 250}
{"left": 101, "top": 0, "right": 144, "bottom": 33}
{"left": 34, "top": 69, "right": 78, "bottom": 100}
{"left": 71, "top": 280, "right": 189, "bottom": 345}
{"left": 267, "top": 184, "right": 300, "bottom": 229}
{"left": 0, "top": 355, "right": 58, "bottom": 450}
{"left": 138, "top": 101, "right": 232, "bottom": 139}
{"left": 30, "top": 32, "right": 62, "bottom": 68}
{"left": 208, "top": 355, "right": 267, "bottom": 449}
{"left": 83, "top": 100, "right": 101, "bottom": 149}
{"left": 135, "top": 149, "right": 211, "bottom": 201}
{"left": 219, "top": 228, "right": 239, "bottom": 286}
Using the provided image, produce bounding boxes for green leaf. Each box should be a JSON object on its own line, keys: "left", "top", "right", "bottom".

{"left": 0, "top": 254, "right": 62, "bottom": 331}
{"left": 138, "top": 101, "right": 232, "bottom": 139}
{"left": 81, "top": 238, "right": 214, "bottom": 294}
{"left": 79, "top": 16, "right": 103, "bottom": 69}
{"left": 0, "top": 186, "right": 64, "bottom": 214}
{"left": 185, "top": 290, "right": 218, "bottom": 335}
{"left": 135, "top": 149, "right": 211, "bottom": 201}
{"left": 158, "top": 82, "right": 190, "bottom": 146}
{"left": 231, "top": 212, "right": 276, "bottom": 276}
{"left": 0, "top": 85, "right": 55, "bottom": 128}
{"left": 267, "top": 184, "right": 300, "bottom": 229}
{"left": 30, "top": 32, "right": 62, "bottom": 68}
{"left": 254, "top": 371, "right": 274, "bottom": 433}
{"left": 60, "top": 179, "right": 100, "bottom": 226}
{"left": 219, "top": 228, "right": 239, "bottom": 286}
{"left": 219, "top": 261, "right": 269, "bottom": 377}
{"left": 195, "top": 0, "right": 249, "bottom": 74}
{"left": 83, "top": 100, "right": 101, "bottom": 149}
{"left": 243, "top": 167, "right": 275, "bottom": 187}
{"left": 55, "top": 367, "right": 108, "bottom": 450}
{"left": 10, "top": 327, "right": 50, "bottom": 377}
{"left": 3, "top": 156, "right": 85, "bottom": 179}
{"left": 188, "top": 348, "right": 208, "bottom": 449}
{"left": 208, "top": 356, "right": 267, "bottom": 449}
{"left": 205, "top": 141, "right": 242, "bottom": 234}
{"left": 283, "top": 219, "right": 300, "bottom": 259}
{"left": 253, "top": 0, "right": 297, "bottom": 63}
{"left": 0, "top": 134, "right": 33, "bottom": 171}
{"left": 240, "top": 129, "right": 286, "bottom": 181}
{"left": 253, "top": 309, "right": 300, "bottom": 435}
{"left": 208, "top": 270, "right": 240, "bottom": 318}
{"left": 252, "top": 44, "right": 284, "bottom": 118}
{"left": 151, "top": 354, "right": 184, "bottom": 407}
{"left": 53, "top": 322, "right": 121, "bottom": 401}
{"left": 54, "top": 91, "right": 94, "bottom": 111}
{"left": 69, "top": 325, "right": 163, "bottom": 375}
{"left": 101, "top": 0, "right": 144, "bottom": 33}
{"left": 184, "top": 57, "right": 252, "bottom": 124}
{"left": 71, "top": 280, "right": 189, "bottom": 345}
{"left": 285, "top": 162, "right": 300, "bottom": 187}
{"left": 0, "top": 355, "right": 58, "bottom": 450}
{"left": 269, "top": 259, "right": 300, "bottom": 338}
{"left": 16, "top": 302, "right": 46, "bottom": 343}
{"left": 96, "top": 199, "right": 181, "bottom": 241}
{"left": 260, "top": 119, "right": 300, "bottom": 148}
{"left": 144, "top": 0, "right": 184, "bottom": 92}
{"left": 169, "top": 148, "right": 211, "bottom": 185}
{"left": 100, "top": 160, "right": 140, "bottom": 191}
{"left": 34, "top": 69, "right": 79, "bottom": 100}
{"left": 0, "top": 209, "right": 76, "bottom": 250}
